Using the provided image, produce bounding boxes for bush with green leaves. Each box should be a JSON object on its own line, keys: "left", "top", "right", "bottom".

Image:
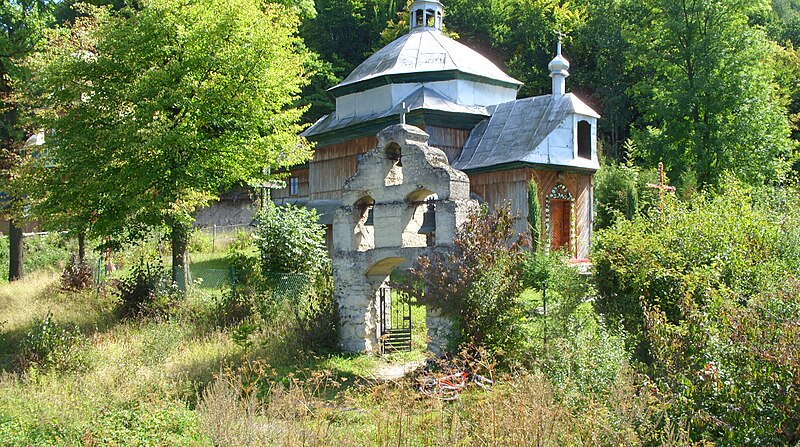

{"left": 22, "top": 313, "right": 87, "bottom": 372}
{"left": 520, "top": 250, "right": 627, "bottom": 396}
{"left": 643, "top": 280, "right": 800, "bottom": 445}
{"left": 254, "top": 203, "right": 327, "bottom": 275}
{"left": 593, "top": 179, "right": 800, "bottom": 444}
{"left": 593, "top": 179, "right": 800, "bottom": 356}
{"left": 224, "top": 203, "right": 335, "bottom": 353}
{"left": 396, "top": 204, "right": 528, "bottom": 354}
{"left": 593, "top": 162, "right": 659, "bottom": 229}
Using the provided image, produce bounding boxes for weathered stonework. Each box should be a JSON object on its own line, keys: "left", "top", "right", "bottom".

{"left": 332, "top": 124, "right": 476, "bottom": 353}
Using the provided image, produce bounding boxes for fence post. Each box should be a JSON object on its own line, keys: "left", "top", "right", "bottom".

{"left": 212, "top": 225, "right": 217, "bottom": 253}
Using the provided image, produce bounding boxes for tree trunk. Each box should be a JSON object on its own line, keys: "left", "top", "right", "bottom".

{"left": 171, "top": 222, "right": 189, "bottom": 291}
{"left": 77, "top": 232, "right": 86, "bottom": 263}
{"left": 8, "top": 220, "right": 24, "bottom": 281}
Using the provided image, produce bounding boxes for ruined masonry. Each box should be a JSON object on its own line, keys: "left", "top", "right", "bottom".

{"left": 332, "top": 124, "right": 476, "bottom": 353}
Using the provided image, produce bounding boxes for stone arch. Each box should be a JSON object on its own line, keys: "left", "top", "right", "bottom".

{"left": 384, "top": 142, "right": 403, "bottom": 186}
{"left": 545, "top": 183, "right": 574, "bottom": 254}
{"left": 353, "top": 196, "right": 375, "bottom": 251}
{"left": 402, "top": 189, "right": 436, "bottom": 247}
{"left": 365, "top": 257, "right": 407, "bottom": 278}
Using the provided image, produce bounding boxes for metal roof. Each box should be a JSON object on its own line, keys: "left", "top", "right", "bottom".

{"left": 329, "top": 29, "right": 522, "bottom": 95}
{"left": 302, "top": 86, "right": 489, "bottom": 138}
{"left": 453, "top": 93, "right": 600, "bottom": 172}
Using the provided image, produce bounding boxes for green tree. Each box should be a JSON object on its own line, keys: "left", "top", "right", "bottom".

{"left": 21, "top": 0, "right": 313, "bottom": 285}
{"left": 0, "top": 0, "right": 54, "bottom": 281}
{"left": 628, "top": 0, "right": 795, "bottom": 187}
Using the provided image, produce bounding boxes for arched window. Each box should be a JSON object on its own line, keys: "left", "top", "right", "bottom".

{"left": 577, "top": 120, "right": 591, "bottom": 159}
{"left": 384, "top": 142, "right": 403, "bottom": 186}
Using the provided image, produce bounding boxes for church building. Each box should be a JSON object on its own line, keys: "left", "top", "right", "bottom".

{"left": 273, "top": 0, "right": 600, "bottom": 260}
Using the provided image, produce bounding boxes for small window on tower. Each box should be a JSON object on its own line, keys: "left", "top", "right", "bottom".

{"left": 290, "top": 177, "right": 299, "bottom": 196}
{"left": 577, "top": 120, "right": 591, "bottom": 159}
{"left": 425, "top": 9, "right": 435, "bottom": 27}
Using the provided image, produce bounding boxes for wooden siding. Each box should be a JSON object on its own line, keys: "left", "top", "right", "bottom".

{"left": 308, "top": 127, "right": 470, "bottom": 200}
{"left": 468, "top": 168, "right": 594, "bottom": 258}
{"left": 310, "top": 135, "right": 378, "bottom": 200}
{"left": 272, "top": 168, "right": 310, "bottom": 200}
{"left": 424, "top": 126, "right": 471, "bottom": 164}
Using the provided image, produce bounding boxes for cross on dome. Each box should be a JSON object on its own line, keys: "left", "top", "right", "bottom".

{"left": 549, "top": 30, "right": 570, "bottom": 97}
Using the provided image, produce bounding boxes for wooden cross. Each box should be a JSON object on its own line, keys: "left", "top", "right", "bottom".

{"left": 647, "top": 162, "right": 676, "bottom": 206}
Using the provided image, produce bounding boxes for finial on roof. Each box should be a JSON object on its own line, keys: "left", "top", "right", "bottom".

{"left": 549, "top": 29, "right": 570, "bottom": 97}
{"left": 409, "top": 0, "right": 444, "bottom": 32}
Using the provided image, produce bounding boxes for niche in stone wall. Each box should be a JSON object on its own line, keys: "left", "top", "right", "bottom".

{"left": 384, "top": 142, "right": 404, "bottom": 187}
{"left": 353, "top": 196, "right": 375, "bottom": 252}
{"left": 402, "top": 190, "right": 436, "bottom": 248}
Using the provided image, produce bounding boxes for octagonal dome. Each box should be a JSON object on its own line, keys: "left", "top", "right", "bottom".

{"left": 329, "top": 29, "right": 522, "bottom": 97}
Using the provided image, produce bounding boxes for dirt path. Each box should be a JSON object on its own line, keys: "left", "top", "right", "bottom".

{"left": 371, "top": 360, "right": 424, "bottom": 382}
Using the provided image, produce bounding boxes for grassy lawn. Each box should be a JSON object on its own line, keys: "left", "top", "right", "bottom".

{"left": 0, "top": 251, "right": 450, "bottom": 446}
{"left": 0, "top": 246, "right": 641, "bottom": 446}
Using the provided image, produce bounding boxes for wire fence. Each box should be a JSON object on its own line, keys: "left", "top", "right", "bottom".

{"left": 196, "top": 224, "right": 253, "bottom": 253}
{"left": 94, "top": 259, "right": 312, "bottom": 301}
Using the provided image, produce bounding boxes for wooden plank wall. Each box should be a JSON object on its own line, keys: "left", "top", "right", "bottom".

{"left": 310, "top": 135, "right": 378, "bottom": 200}
{"left": 425, "top": 126, "right": 471, "bottom": 164}
{"left": 307, "top": 127, "right": 470, "bottom": 200}
{"left": 468, "top": 168, "right": 594, "bottom": 258}
{"left": 272, "top": 168, "right": 310, "bottom": 200}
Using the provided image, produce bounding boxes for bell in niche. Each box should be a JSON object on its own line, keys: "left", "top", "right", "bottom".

{"left": 364, "top": 206, "right": 375, "bottom": 226}
{"left": 418, "top": 200, "right": 436, "bottom": 235}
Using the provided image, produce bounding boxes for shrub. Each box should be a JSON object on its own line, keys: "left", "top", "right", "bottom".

{"left": 643, "top": 283, "right": 800, "bottom": 445}
{"left": 222, "top": 211, "right": 335, "bottom": 353}
{"left": 593, "top": 179, "right": 800, "bottom": 355}
{"left": 593, "top": 179, "right": 800, "bottom": 444}
{"left": 593, "top": 163, "right": 659, "bottom": 229}
{"left": 396, "top": 204, "right": 528, "bottom": 354}
{"left": 60, "top": 256, "right": 94, "bottom": 291}
{"left": 254, "top": 202, "right": 327, "bottom": 275}
{"left": 21, "top": 313, "right": 87, "bottom": 371}
{"left": 187, "top": 229, "right": 213, "bottom": 253}
{"left": 116, "top": 258, "right": 180, "bottom": 319}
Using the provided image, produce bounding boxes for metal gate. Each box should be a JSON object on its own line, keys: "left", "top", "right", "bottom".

{"left": 379, "top": 285, "right": 412, "bottom": 353}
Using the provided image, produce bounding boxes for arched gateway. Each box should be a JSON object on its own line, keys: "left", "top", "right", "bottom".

{"left": 332, "top": 124, "right": 476, "bottom": 353}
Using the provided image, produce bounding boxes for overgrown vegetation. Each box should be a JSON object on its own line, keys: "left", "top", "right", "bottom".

{"left": 396, "top": 204, "right": 529, "bottom": 355}
{"left": 593, "top": 179, "right": 800, "bottom": 445}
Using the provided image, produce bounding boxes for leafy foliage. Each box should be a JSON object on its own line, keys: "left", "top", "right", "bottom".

{"left": 396, "top": 204, "right": 528, "bottom": 353}
{"left": 21, "top": 313, "right": 87, "bottom": 371}
{"left": 594, "top": 179, "right": 800, "bottom": 354}
{"left": 626, "top": 0, "right": 795, "bottom": 187}
{"left": 644, "top": 284, "right": 800, "bottom": 445}
{"left": 593, "top": 162, "right": 659, "bottom": 229}
{"left": 593, "top": 179, "right": 800, "bottom": 444}
{"left": 18, "top": 0, "right": 313, "bottom": 275}
{"left": 60, "top": 256, "right": 93, "bottom": 291}
{"left": 116, "top": 258, "right": 180, "bottom": 319}
{"left": 254, "top": 203, "right": 327, "bottom": 275}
